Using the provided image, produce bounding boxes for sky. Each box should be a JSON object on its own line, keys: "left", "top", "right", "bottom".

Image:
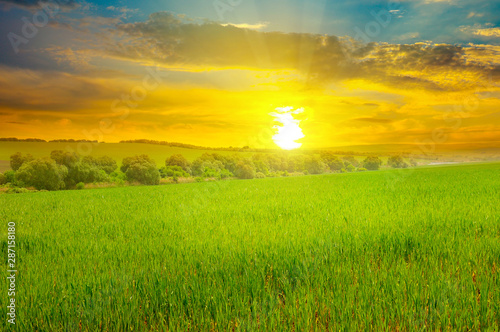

{"left": 0, "top": 0, "right": 499, "bottom": 149}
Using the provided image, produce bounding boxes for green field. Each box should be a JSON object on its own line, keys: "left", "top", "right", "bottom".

{"left": 1, "top": 163, "right": 499, "bottom": 330}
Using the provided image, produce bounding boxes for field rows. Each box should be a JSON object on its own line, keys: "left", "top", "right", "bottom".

{"left": 0, "top": 163, "right": 499, "bottom": 330}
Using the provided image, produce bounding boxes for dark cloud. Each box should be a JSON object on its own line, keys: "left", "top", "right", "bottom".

{"left": 353, "top": 117, "right": 393, "bottom": 123}
{"left": 0, "top": 0, "right": 79, "bottom": 10}
{"left": 108, "top": 12, "right": 497, "bottom": 92}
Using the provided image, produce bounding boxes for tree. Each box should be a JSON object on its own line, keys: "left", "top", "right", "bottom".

{"left": 15, "top": 158, "right": 67, "bottom": 190}
{"left": 159, "top": 165, "right": 190, "bottom": 178}
{"left": 305, "top": 156, "right": 326, "bottom": 174}
{"left": 68, "top": 162, "right": 108, "bottom": 185}
{"left": 4, "top": 171, "right": 15, "bottom": 184}
{"left": 10, "top": 152, "right": 34, "bottom": 171}
{"left": 342, "top": 155, "right": 359, "bottom": 168}
{"left": 165, "top": 154, "right": 190, "bottom": 172}
{"left": 121, "top": 155, "right": 156, "bottom": 173}
{"left": 388, "top": 155, "right": 408, "bottom": 168}
{"left": 82, "top": 155, "right": 117, "bottom": 174}
{"left": 234, "top": 160, "right": 256, "bottom": 179}
{"left": 363, "top": 156, "right": 382, "bottom": 170}
{"left": 50, "top": 150, "right": 79, "bottom": 168}
{"left": 122, "top": 155, "right": 160, "bottom": 185}
{"left": 320, "top": 151, "right": 343, "bottom": 171}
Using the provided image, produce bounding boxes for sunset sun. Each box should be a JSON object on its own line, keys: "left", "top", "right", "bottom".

{"left": 269, "top": 106, "right": 305, "bottom": 150}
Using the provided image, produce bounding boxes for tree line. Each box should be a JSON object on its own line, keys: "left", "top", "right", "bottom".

{"left": 0, "top": 151, "right": 416, "bottom": 191}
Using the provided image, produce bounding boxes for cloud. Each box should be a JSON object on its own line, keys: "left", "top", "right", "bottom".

{"left": 460, "top": 25, "right": 500, "bottom": 38}
{"left": 0, "top": 0, "right": 79, "bottom": 10}
{"left": 467, "top": 12, "right": 484, "bottom": 19}
{"left": 220, "top": 22, "right": 269, "bottom": 30}
{"left": 394, "top": 32, "right": 420, "bottom": 41}
{"left": 353, "top": 117, "right": 393, "bottom": 123}
{"left": 106, "top": 5, "right": 139, "bottom": 18}
{"left": 106, "top": 13, "right": 499, "bottom": 94}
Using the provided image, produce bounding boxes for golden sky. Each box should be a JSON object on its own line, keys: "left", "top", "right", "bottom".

{"left": 0, "top": 1, "right": 499, "bottom": 149}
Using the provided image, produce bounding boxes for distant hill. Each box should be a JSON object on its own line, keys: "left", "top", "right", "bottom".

{"left": 323, "top": 143, "right": 500, "bottom": 154}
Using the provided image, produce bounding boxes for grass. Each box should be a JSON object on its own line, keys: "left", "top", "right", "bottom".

{"left": 0, "top": 163, "right": 499, "bottom": 330}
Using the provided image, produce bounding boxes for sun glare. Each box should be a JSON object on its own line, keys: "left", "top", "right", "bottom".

{"left": 269, "top": 106, "right": 305, "bottom": 150}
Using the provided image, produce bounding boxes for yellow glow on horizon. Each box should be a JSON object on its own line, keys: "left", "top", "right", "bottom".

{"left": 269, "top": 106, "right": 305, "bottom": 150}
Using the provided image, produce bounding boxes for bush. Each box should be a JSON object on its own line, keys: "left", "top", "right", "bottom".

{"left": 160, "top": 166, "right": 189, "bottom": 178}
{"left": 15, "top": 158, "right": 67, "bottom": 190}
{"left": 125, "top": 162, "right": 160, "bottom": 185}
{"left": 305, "top": 156, "right": 326, "bottom": 174}
{"left": 363, "top": 156, "right": 382, "bottom": 170}
{"left": 82, "top": 155, "right": 117, "bottom": 174}
{"left": 10, "top": 152, "right": 34, "bottom": 171}
{"left": 219, "top": 169, "right": 233, "bottom": 179}
{"left": 195, "top": 177, "right": 204, "bottom": 182}
{"left": 255, "top": 172, "right": 266, "bottom": 178}
{"left": 67, "top": 162, "right": 108, "bottom": 186}
{"left": 76, "top": 182, "right": 85, "bottom": 190}
{"left": 165, "top": 154, "right": 190, "bottom": 172}
{"left": 4, "top": 170, "right": 15, "bottom": 184}
{"left": 343, "top": 155, "right": 360, "bottom": 168}
{"left": 346, "top": 164, "right": 356, "bottom": 172}
{"left": 388, "top": 155, "right": 407, "bottom": 168}
{"left": 50, "top": 150, "right": 79, "bottom": 168}
{"left": 235, "top": 161, "right": 255, "bottom": 179}
{"left": 6, "top": 187, "right": 31, "bottom": 194}
{"left": 0, "top": 173, "right": 6, "bottom": 185}
{"left": 320, "top": 152, "right": 343, "bottom": 171}
{"left": 121, "top": 155, "right": 160, "bottom": 185}
{"left": 357, "top": 167, "right": 367, "bottom": 172}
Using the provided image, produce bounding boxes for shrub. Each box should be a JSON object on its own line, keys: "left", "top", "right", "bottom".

{"left": 165, "top": 154, "right": 190, "bottom": 172}
{"left": 320, "top": 152, "right": 343, "bottom": 171}
{"left": 0, "top": 173, "right": 6, "bottom": 185}
{"left": 122, "top": 155, "right": 160, "bottom": 185}
{"left": 388, "top": 155, "right": 407, "bottom": 168}
{"left": 82, "top": 156, "right": 117, "bottom": 174}
{"left": 125, "top": 162, "right": 160, "bottom": 185}
{"left": 76, "top": 182, "right": 85, "bottom": 190}
{"left": 235, "top": 161, "right": 255, "bottom": 179}
{"left": 67, "top": 162, "right": 108, "bottom": 186}
{"left": 4, "top": 170, "right": 15, "bottom": 184}
{"left": 363, "top": 156, "right": 382, "bottom": 170}
{"left": 357, "top": 167, "right": 367, "bottom": 172}
{"left": 10, "top": 152, "right": 34, "bottom": 171}
{"left": 255, "top": 172, "right": 266, "bottom": 179}
{"left": 160, "top": 166, "right": 189, "bottom": 178}
{"left": 343, "top": 155, "right": 360, "bottom": 168}
{"left": 346, "top": 164, "right": 356, "bottom": 172}
{"left": 50, "top": 150, "right": 79, "bottom": 168}
{"left": 219, "top": 169, "right": 233, "bottom": 179}
{"left": 305, "top": 156, "right": 326, "bottom": 174}
{"left": 15, "top": 158, "right": 67, "bottom": 190}
{"left": 6, "top": 187, "right": 31, "bottom": 194}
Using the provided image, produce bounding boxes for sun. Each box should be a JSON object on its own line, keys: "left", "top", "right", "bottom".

{"left": 269, "top": 106, "right": 305, "bottom": 150}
